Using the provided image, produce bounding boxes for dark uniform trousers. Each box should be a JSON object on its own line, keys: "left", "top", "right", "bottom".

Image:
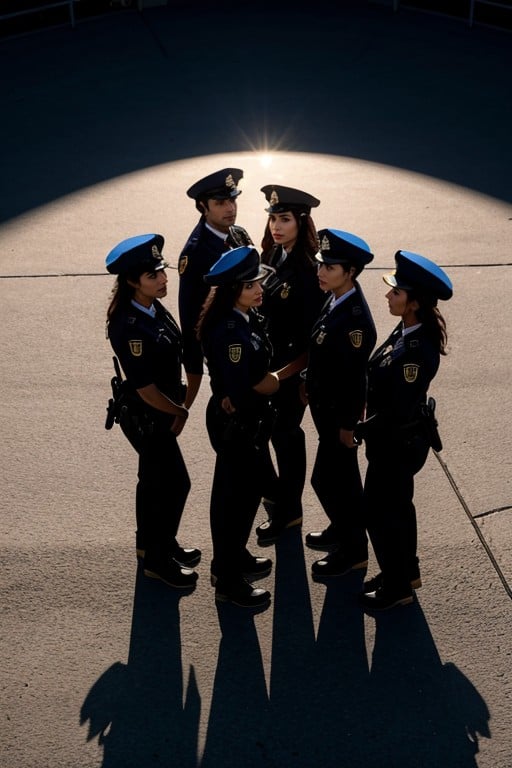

{"left": 364, "top": 432, "right": 429, "bottom": 592}
{"left": 206, "top": 397, "right": 270, "bottom": 583}
{"left": 126, "top": 414, "right": 191, "bottom": 567}
{"left": 309, "top": 404, "right": 368, "bottom": 559}
{"left": 260, "top": 373, "right": 306, "bottom": 522}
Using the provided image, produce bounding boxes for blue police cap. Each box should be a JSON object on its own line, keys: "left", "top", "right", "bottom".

{"left": 315, "top": 228, "right": 374, "bottom": 269}
{"left": 383, "top": 251, "right": 453, "bottom": 301}
{"left": 204, "top": 246, "right": 272, "bottom": 286}
{"left": 106, "top": 234, "right": 167, "bottom": 275}
{"left": 261, "top": 185, "right": 320, "bottom": 214}
{"left": 187, "top": 168, "right": 243, "bottom": 201}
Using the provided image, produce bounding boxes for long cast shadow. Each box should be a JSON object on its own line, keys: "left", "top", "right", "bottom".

{"left": 366, "top": 599, "right": 491, "bottom": 767}
{"left": 1, "top": 1, "right": 511, "bottom": 224}
{"left": 80, "top": 563, "right": 200, "bottom": 768}
{"left": 201, "top": 532, "right": 491, "bottom": 767}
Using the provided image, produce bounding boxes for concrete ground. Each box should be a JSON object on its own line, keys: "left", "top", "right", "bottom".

{"left": 1, "top": 3, "right": 511, "bottom": 767}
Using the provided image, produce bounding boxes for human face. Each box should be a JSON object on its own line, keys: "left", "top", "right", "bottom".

{"left": 235, "top": 279, "right": 264, "bottom": 313}
{"left": 385, "top": 287, "right": 419, "bottom": 327}
{"left": 317, "top": 262, "right": 353, "bottom": 298}
{"left": 268, "top": 211, "right": 299, "bottom": 252}
{"left": 131, "top": 269, "right": 168, "bottom": 307}
{"left": 203, "top": 197, "right": 237, "bottom": 233}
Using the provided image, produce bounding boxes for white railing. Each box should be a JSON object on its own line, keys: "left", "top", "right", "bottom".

{"left": 0, "top": 1, "right": 79, "bottom": 28}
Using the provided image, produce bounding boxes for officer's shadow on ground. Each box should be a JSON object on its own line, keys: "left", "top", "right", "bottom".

{"left": 202, "top": 527, "right": 491, "bottom": 768}
{"left": 80, "top": 564, "right": 200, "bottom": 768}
{"left": 80, "top": 537, "right": 491, "bottom": 768}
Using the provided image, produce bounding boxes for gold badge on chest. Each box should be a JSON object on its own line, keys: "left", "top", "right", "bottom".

{"left": 349, "top": 330, "right": 363, "bottom": 348}
{"left": 280, "top": 283, "right": 290, "bottom": 299}
{"left": 129, "top": 340, "right": 143, "bottom": 357}
{"left": 228, "top": 344, "right": 242, "bottom": 363}
{"left": 403, "top": 363, "right": 419, "bottom": 383}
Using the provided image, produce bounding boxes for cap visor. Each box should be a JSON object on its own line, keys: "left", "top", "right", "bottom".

{"left": 383, "top": 273, "right": 398, "bottom": 288}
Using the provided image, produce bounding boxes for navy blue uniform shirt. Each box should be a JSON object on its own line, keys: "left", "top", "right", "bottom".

{"left": 366, "top": 323, "right": 440, "bottom": 429}
{"left": 262, "top": 245, "right": 326, "bottom": 369}
{"left": 202, "top": 309, "right": 273, "bottom": 415}
{"left": 306, "top": 282, "right": 377, "bottom": 431}
{"left": 178, "top": 219, "right": 227, "bottom": 375}
{"left": 107, "top": 299, "right": 185, "bottom": 408}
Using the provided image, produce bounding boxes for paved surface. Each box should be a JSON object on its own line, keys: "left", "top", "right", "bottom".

{"left": 1, "top": 3, "right": 511, "bottom": 767}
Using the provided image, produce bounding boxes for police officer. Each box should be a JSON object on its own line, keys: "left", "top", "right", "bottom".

{"left": 304, "top": 229, "right": 377, "bottom": 577}
{"left": 359, "top": 251, "right": 453, "bottom": 611}
{"left": 105, "top": 234, "right": 200, "bottom": 589}
{"left": 254, "top": 185, "right": 326, "bottom": 545}
{"left": 177, "top": 168, "right": 253, "bottom": 408}
{"left": 196, "top": 246, "right": 279, "bottom": 608}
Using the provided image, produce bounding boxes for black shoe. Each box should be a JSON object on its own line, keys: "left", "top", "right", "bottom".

{"left": 312, "top": 551, "right": 368, "bottom": 578}
{"left": 173, "top": 546, "right": 202, "bottom": 568}
{"left": 211, "top": 555, "right": 272, "bottom": 586}
{"left": 137, "top": 544, "right": 201, "bottom": 567}
{"left": 359, "top": 586, "right": 414, "bottom": 611}
{"left": 305, "top": 527, "right": 339, "bottom": 551}
{"left": 215, "top": 578, "right": 271, "bottom": 608}
{"left": 144, "top": 560, "right": 198, "bottom": 590}
{"left": 256, "top": 516, "right": 302, "bottom": 545}
{"left": 242, "top": 554, "right": 272, "bottom": 580}
{"left": 363, "top": 572, "right": 422, "bottom": 594}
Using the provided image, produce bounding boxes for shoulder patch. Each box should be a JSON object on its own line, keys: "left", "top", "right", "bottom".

{"left": 129, "top": 340, "right": 143, "bottom": 357}
{"left": 349, "top": 330, "right": 363, "bottom": 348}
{"left": 228, "top": 344, "right": 242, "bottom": 363}
{"left": 403, "top": 363, "right": 419, "bottom": 383}
{"left": 178, "top": 255, "right": 188, "bottom": 276}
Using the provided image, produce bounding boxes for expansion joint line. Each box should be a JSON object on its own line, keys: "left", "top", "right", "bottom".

{"left": 434, "top": 451, "right": 512, "bottom": 601}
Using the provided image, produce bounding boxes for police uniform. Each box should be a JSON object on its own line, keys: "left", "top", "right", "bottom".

{"left": 255, "top": 185, "right": 326, "bottom": 544}
{"left": 105, "top": 234, "right": 200, "bottom": 590}
{"left": 360, "top": 250, "right": 453, "bottom": 610}
{"left": 305, "top": 229, "right": 377, "bottom": 577}
{"left": 177, "top": 168, "right": 252, "bottom": 384}
{"left": 201, "top": 247, "right": 276, "bottom": 608}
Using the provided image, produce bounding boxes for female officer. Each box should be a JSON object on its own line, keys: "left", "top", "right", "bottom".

{"left": 359, "top": 250, "right": 453, "bottom": 611}
{"left": 304, "top": 229, "right": 377, "bottom": 577}
{"left": 197, "top": 246, "right": 280, "bottom": 608}
{"left": 105, "top": 234, "right": 200, "bottom": 590}
{"left": 254, "top": 185, "right": 325, "bottom": 545}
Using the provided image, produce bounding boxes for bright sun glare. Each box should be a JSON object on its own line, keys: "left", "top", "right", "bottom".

{"left": 258, "top": 153, "right": 273, "bottom": 168}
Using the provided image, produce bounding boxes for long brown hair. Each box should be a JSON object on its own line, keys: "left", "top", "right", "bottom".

{"left": 106, "top": 265, "right": 148, "bottom": 322}
{"left": 261, "top": 211, "right": 319, "bottom": 267}
{"left": 408, "top": 289, "right": 448, "bottom": 355}
{"left": 196, "top": 282, "right": 244, "bottom": 342}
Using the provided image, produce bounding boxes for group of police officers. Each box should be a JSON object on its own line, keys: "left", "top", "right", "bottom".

{"left": 105, "top": 166, "right": 453, "bottom": 611}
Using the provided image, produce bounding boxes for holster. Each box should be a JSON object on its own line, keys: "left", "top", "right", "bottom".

{"left": 222, "top": 406, "right": 276, "bottom": 450}
{"left": 419, "top": 396, "right": 443, "bottom": 452}
{"left": 104, "top": 356, "right": 155, "bottom": 448}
